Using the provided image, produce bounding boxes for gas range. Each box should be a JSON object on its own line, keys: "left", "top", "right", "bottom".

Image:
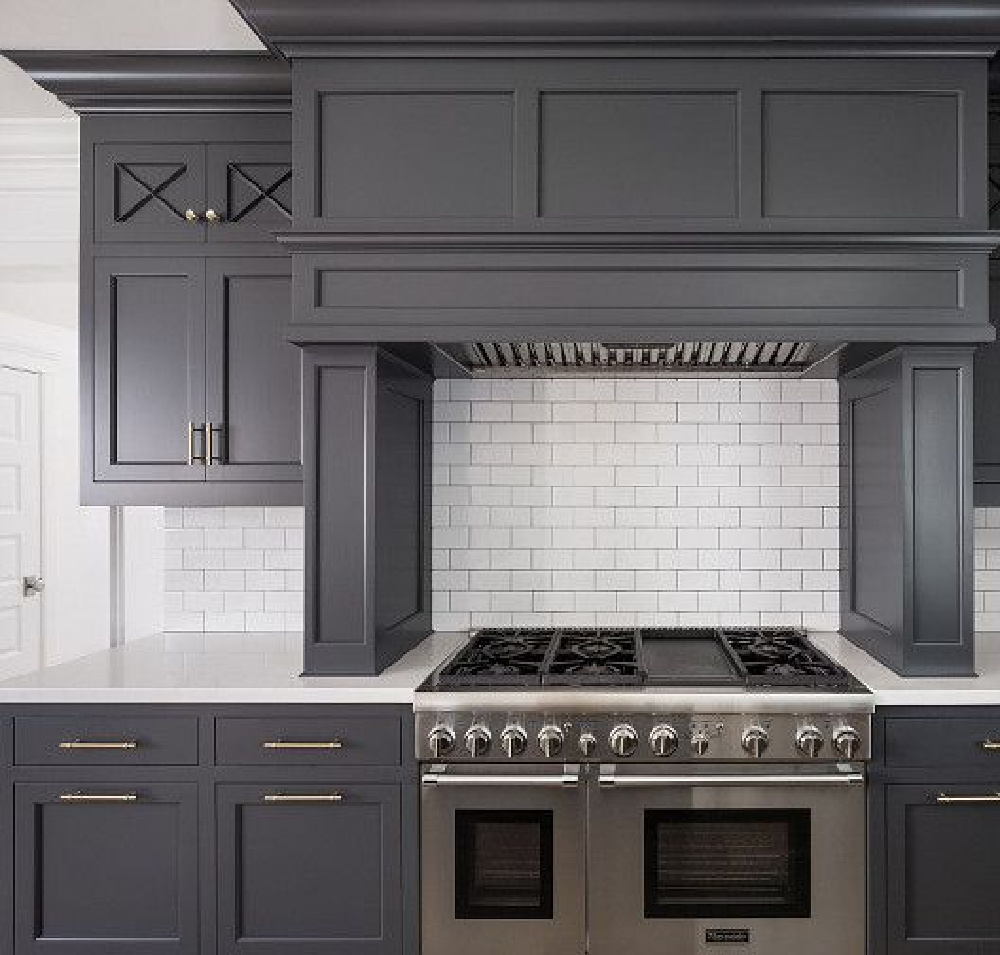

{"left": 414, "top": 626, "right": 872, "bottom": 763}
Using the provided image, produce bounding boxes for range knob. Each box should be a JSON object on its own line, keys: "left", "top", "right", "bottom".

{"left": 578, "top": 732, "right": 598, "bottom": 758}
{"left": 833, "top": 727, "right": 863, "bottom": 760}
{"left": 500, "top": 725, "right": 528, "bottom": 759}
{"left": 691, "top": 730, "right": 710, "bottom": 756}
{"left": 427, "top": 725, "right": 456, "bottom": 759}
{"left": 538, "top": 725, "right": 564, "bottom": 759}
{"left": 796, "top": 726, "right": 825, "bottom": 759}
{"left": 649, "top": 724, "right": 679, "bottom": 758}
{"left": 609, "top": 724, "right": 639, "bottom": 758}
{"left": 464, "top": 724, "right": 492, "bottom": 758}
{"left": 742, "top": 726, "right": 769, "bottom": 759}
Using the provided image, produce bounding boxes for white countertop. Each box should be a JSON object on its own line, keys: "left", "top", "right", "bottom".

{"left": 1, "top": 629, "right": 999, "bottom": 707}
{"left": 0, "top": 631, "right": 466, "bottom": 704}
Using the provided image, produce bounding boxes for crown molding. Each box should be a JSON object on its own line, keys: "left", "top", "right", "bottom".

{"left": 2, "top": 52, "right": 290, "bottom": 114}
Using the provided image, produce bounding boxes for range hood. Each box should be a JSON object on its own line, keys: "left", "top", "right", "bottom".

{"left": 441, "top": 340, "right": 831, "bottom": 375}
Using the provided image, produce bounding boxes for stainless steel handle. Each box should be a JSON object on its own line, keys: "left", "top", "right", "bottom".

{"left": 59, "top": 792, "right": 138, "bottom": 803}
{"left": 936, "top": 792, "right": 1000, "bottom": 804}
{"left": 981, "top": 740, "right": 1000, "bottom": 751}
{"left": 188, "top": 421, "right": 206, "bottom": 465}
{"left": 23, "top": 575, "right": 44, "bottom": 597}
{"left": 263, "top": 740, "right": 343, "bottom": 750}
{"left": 263, "top": 793, "right": 343, "bottom": 803}
{"left": 599, "top": 772, "right": 865, "bottom": 788}
{"left": 59, "top": 740, "right": 138, "bottom": 750}
{"left": 423, "top": 769, "right": 581, "bottom": 788}
{"left": 207, "top": 423, "right": 224, "bottom": 465}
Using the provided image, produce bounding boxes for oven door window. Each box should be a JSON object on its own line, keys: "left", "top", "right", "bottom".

{"left": 643, "top": 809, "right": 811, "bottom": 919}
{"left": 455, "top": 810, "right": 554, "bottom": 919}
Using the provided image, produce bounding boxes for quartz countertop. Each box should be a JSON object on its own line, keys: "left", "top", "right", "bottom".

{"left": 0, "top": 631, "right": 467, "bottom": 704}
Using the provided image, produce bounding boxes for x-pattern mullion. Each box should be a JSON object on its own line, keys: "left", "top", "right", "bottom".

{"left": 227, "top": 163, "right": 292, "bottom": 221}
{"left": 116, "top": 163, "right": 189, "bottom": 221}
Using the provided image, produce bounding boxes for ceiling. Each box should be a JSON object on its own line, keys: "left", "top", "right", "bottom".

{"left": 0, "top": 0, "right": 262, "bottom": 117}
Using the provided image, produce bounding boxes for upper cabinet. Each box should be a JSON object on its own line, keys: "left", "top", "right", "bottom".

{"left": 94, "top": 137, "right": 291, "bottom": 244}
{"left": 292, "top": 57, "right": 986, "bottom": 234}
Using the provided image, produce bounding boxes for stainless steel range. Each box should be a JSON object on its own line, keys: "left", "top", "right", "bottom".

{"left": 416, "top": 627, "right": 871, "bottom": 955}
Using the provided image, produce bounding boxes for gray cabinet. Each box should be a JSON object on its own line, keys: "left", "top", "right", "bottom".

{"left": 89, "top": 256, "right": 300, "bottom": 500}
{"left": 973, "top": 263, "right": 1000, "bottom": 504}
{"left": 216, "top": 783, "right": 403, "bottom": 955}
{"left": 14, "top": 780, "right": 200, "bottom": 955}
{"left": 872, "top": 708, "right": 1000, "bottom": 955}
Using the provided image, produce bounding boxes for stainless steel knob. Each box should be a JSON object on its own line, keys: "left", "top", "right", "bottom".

{"left": 650, "top": 724, "right": 679, "bottom": 758}
{"left": 500, "top": 725, "right": 528, "bottom": 759}
{"left": 742, "top": 726, "right": 769, "bottom": 759}
{"left": 691, "top": 730, "right": 710, "bottom": 756}
{"left": 578, "top": 732, "right": 597, "bottom": 758}
{"left": 609, "top": 724, "right": 639, "bottom": 758}
{"left": 427, "top": 725, "right": 455, "bottom": 759}
{"left": 464, "top": 724, "right": 492, "bottom": 758}
{"left": 538, "top": 725, "right": 564, "bottom": 759}
{"left": 833, "top": 727, "right": 862, "bottom": 760}
{"left": 796, "top": 727, "right": 825, "bottom": 759}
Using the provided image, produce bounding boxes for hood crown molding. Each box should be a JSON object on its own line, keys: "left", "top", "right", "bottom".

{"left": 228, "top": 0, "right": 1000, "bottom": 54}
{"left": 2, "top": 51, "right": 290, "bottom": 113}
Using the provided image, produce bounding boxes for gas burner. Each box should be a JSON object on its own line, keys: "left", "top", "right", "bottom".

{"left": 723, "top": 629, "right": 850, "bottom": 688}
{"left": 436, "top": 628, "right": 554, "bottom": 685}
{"left": 545, "top": 630, "right": 643, "bottom": 685}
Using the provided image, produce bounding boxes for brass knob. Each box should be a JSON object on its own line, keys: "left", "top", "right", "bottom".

{"left": 205, "top": 208, "right": 222, "bottom": 223}
{"left": 184, "top": 209, "right": 200, "bottom": 222}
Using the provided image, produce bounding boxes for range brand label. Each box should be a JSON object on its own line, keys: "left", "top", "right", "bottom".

{"left": 705, "top": 928, "right": 751, "bottom": 945}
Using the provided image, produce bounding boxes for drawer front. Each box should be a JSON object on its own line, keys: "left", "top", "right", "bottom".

{"left": 884, "top": 716, "right": 1000, "bottom": 770}
{"left": 216, "top": 716, "right": 402, "bottom": 767}
{"left": 15, "top": 716, "right": 199, "bottom": 766}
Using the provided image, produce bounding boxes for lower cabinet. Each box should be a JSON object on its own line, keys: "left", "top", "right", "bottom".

{"left": 873, "top": 708, "right": 1000, "bottom": 955}
{"left": 13, "top": 781, "right": 200, "bottom": 955}
{"left": 216, "top": 783, "right": 402, "bottom": 955}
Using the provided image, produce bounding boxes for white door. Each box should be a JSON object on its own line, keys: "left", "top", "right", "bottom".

{"left": 0, "top": 366, "right": 41, "bottom": 678}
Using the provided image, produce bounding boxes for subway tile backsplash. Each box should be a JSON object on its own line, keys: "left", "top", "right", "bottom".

{"left": 161, "top": 379, "right": 1000, "bottom": 640}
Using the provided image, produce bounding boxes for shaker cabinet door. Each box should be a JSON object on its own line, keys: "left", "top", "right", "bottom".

{"left": 216, "top": 783, "right": 402, "bottom": 955}
{"left": 973, "top": 264, "right": 1000, "bottom": 503}
{"left": 204, "top": 258, "right": 302, "bottom": 484}
{"left": 206, "top": 142, "right": 293, "bottom": 243}
{"left": 93, "top": 142, "right": 206, "bottom": 244}
{"left": 13, "top": 781, "right": 200, "bottom": 955}
{"left": 92, "top": 257, "right": 207, "bottom": 483}
{"left": 885, "top": 784, "right": 1000, "bottom": 955}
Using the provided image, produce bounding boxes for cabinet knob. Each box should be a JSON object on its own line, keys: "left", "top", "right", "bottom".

{"left": 205, "top": 209, "right": 223, "bottom": 223}
{"left": 184, "top": 209, "right": 200, "bottom": 222}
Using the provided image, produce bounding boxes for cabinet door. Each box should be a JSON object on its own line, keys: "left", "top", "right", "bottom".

{"left": 206, "top": 143, "right": 292, "bottom": 243}
{"left": 217, "top": 783, "right": 402, "bottom": 955}
{"left": 93, "top": 258, "right": 207, "bottom": 483}
{"left": 14, "top": 781, "right": 199, "bottom": 955}
{"left": 973, "top": 264, "right": 1000, "bottom": 503}
{"left": 94, "top": 142, "right": 205, "bottom": 243}
{"left": 885, "top": 784, "right": 1000, "bottom": 954}
{"left": 204, "top": 258, "right": 302, "bottom": 483}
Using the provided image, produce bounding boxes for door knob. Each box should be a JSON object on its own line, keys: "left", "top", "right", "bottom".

{"left": 184, "top": 209, "right": 200, "bottom": 222}
{"left": 204, "top": 209, "right": 223, "bottom": 223}
{"left": 23, "top": 576, "right": 44, "bottom": 597}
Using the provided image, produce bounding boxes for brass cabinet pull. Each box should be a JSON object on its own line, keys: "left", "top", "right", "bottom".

{"left": 981, "top": 739, "right": 1000, "bottom": 751}
{"left": 264, "top": 793, "right": 343, "bottom": 804}
{"left": 263, "top": 740, "right": 343, "bottom": 750}
{"left": 184, "top": 209, "right": 200, "bottom": 222}
{"left": 59, "top": 740, "right": 138, "bottom": 750}
{"left": 207, "top": 423, "right": 224, "bottom": 465}
{"left": 188, "top": 422, "right": 206, "bottom": 465}
{"left": 206, "top": 422, "right": 213, "bottom": 465}
{"left": 59, "top": 792, "right": 138, "bottom": 803}
{"left": 204, "top": 208, "right": 223, "bottom": 223}
{"left": 936, "top": 793, "right": 1000, "bottom": 804}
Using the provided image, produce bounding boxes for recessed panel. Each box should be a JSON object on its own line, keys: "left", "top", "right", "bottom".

{"left": 0, "top": 393, "right": 21, "bottom": 440}
{"left": 319, "top": 91, "right": 513, "bottom": 218}
{"left": 0, "top": 607, "right": 21, "bottom": 653}
{"left": 763, "top": 91, "right": 961, "bottom": 219}
{"left": 0, "top": 536, "right": 20, "bottom": 581}
{"left": 539, "top": 91, "right": 739, "bottom": 218}
{"left": 0, "top": 464, "right": 19, "bottom": 512}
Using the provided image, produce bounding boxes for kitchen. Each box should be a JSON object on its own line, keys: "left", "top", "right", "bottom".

{"left": 1, "top": 1, "right": 1000, "bottom": 953}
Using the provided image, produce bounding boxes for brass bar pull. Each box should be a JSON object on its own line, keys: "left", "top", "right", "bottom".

{"left": 59, "top": 740, "right": 138, "bottom": 750}
{"left": 263, "top": 740, "right": 343, "bottom": 750}
{"left": 936, "top": 793, "right": 1000, "bottom": 804}
{"left": 188, "top": 422, "right": 206, "bottom": 465}
{"left": 264, "top": 793, "right": 343, "bottom": 804}
{"left": 981, "top": 739, "right": 1000, "bottom": 751}
{"left": 206, "top": 421, "right": 213, "bottom": 466}
{"left": 59, "top": 792, "right": 138, "bottom": 803}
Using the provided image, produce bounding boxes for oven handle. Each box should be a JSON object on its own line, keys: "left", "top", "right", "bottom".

{"left": 422, "top": 767, "right": 581, "bottom": 788}
{"left": 598, "top": 772, "right": 865, "bottom": 788}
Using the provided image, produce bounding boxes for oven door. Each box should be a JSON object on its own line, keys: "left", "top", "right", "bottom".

{"left": 421, "top": 763, "right": 586, "bottom": 955}
{"left": 588, "top": 763, "right": 865, "bottom": 955}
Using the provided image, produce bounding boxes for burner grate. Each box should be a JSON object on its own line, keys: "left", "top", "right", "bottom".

{"left": 544, "top": 629, "right": 644, "bottom": 686}
{"left": 722, "top": 628, "right": 851, "bottom": 688}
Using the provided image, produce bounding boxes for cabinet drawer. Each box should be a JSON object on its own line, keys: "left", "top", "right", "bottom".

{"left": 15, "top": 716, "right": 199, "bottom": 766}
{"left": 883, "top": 715, "right": 1000, "bottom": 770}
{"left": 215, "top": 716, "right": 402, "bottom": 766}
